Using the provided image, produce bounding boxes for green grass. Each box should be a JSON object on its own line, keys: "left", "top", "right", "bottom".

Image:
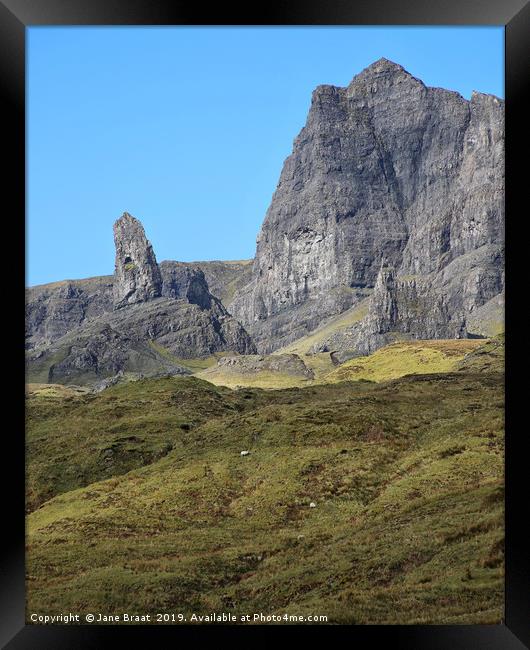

{"left": 325, "top": 339, "right": 486, "bottom": 384}
{"left": 26, "top": 376, "right": 261, "bottom": 511}
{"left": 26, "top": 338, "right": 504, "bottom": 624}
{"left": 196, "top": 339, "right": 487, "bottom": 389}
{"left": 299, "top": 352, "right": 338, "bottom": 379}
{"left": 457, "top": 334, "right": 504, "bottom": 373}
{"left": 26, "top": 383, "right": 91, "bottom": 398}
{"left": 196, "top": 368, "right": 314, "bottom": 390}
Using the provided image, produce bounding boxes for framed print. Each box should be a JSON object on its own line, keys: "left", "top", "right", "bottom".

{"left": 3, "top": 0, "right": 529, "bottom": 647}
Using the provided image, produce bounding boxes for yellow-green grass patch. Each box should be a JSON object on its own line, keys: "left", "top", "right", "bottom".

{"left": 324, "top": 339, "right": 486, "bottom": 384}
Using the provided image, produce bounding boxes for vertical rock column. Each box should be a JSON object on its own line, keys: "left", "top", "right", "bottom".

{"left": 113, "top": 212, "right": 162, "bottom": 309}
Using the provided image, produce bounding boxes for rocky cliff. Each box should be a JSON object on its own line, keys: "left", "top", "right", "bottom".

{"left": 230, "top": 58, "right": 504, "bottom": 353}
{"left": 26, "top": 276, "right": 114, "bottom": 351}
{"left": 26, "top": 59, "right": 504, "bottom": 376}
{"left": 25, "top": 259, "right": 251, "bottom": 353}
{"left": 181, "top": 259, "right": 253, "bottom": 308}
{"left": 26, "top": 260, "right": 251, "bottom": 350}
{"left": 311, "top": 260, "right": 469, "bottom": 362}
{"left": 26, "top": 214, "right": 255, "bottom": 385}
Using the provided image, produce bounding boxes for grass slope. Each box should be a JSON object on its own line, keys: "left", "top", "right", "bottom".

{"left": 197, "top": 339, "right": 486, "bottom": 389}
{"left": 196, "top": 368, "right": 314, "bottom": 390}
{"left": 26, "top": 338, "right": 504, "bottom": 624}
{"left": 26, "top": 377, "right": 267, "bottom": 512}
{"left": 456, "top": 334, "right": 505, "bottom": 373}
{"left": 325, "top": 339, "right": 486, "bottom": 384}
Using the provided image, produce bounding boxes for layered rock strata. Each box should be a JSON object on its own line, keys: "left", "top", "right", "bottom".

{"left": 231, "top": 58, "right": 504, "bottom": 353}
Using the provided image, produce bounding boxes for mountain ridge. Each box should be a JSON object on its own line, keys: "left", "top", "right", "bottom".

{"left": 230, "top": 58, "right": 503, "bottom": 353}
{"left": 26, "top": 59, "right": 504, "bottom": 384}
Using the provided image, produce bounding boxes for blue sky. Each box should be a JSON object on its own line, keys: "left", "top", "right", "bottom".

{"left": 27, "top": 26, "right": 504, "bottom": 286}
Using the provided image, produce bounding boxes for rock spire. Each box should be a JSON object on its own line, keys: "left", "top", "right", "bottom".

{"left": 113, "top": 212, "right": 162, "bottom": 309}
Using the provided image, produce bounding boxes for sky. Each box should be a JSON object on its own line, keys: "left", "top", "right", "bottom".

{"left": 27, "top": 26, "right": 504, "bottom": 286}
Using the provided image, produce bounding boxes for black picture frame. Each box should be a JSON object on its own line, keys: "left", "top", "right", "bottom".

{"left": 4, "top": 1, "right": 529, "bottom": 647}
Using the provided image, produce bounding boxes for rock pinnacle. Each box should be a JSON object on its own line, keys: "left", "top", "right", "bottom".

{"left": 113, "top": 212, "right": 162, "bottom": 309}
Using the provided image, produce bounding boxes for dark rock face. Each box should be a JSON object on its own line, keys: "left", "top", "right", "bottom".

{"left": 25, "top": 276, "right": 114, "bottom": 351}
{"left": 25, "top": 260, "right": 250, "bottom": 352}
{"left": 231, "top": 58, "right": 504, "bottom": 353}
{"left": 358, "top": 262, "right": 468, "bottom": 352}
{"left": 113, "top": 212, "right": 163, "bottom": 309}
{"left": 29, "top": 321, "right": 192, "bottom": 386}
{"left": 313, "top": 261, "right": 468, "bottom": 362}
{"left": 26, "top": 297, "right": 256, "bottom": 386}
{"left": 26, "top": 213, "right": 256, "bottom": 385}
{"left": 183, "top": 260, "right": 253, "bottom": 308}
{"left": 159, "top": 262, "right": 212, "bottom": 310}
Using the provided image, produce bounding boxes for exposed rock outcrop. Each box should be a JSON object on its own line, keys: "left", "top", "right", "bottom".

{"left": 40, "top": 322, "right": 192, "bottom": 386}
{"left": 230, "top": 58, "right": 504, "bottom": 353}
{"left": 159, "top": 262, "right": 212, "bottom": 309}
{"left": 173, "top": 260, "right": 253, "bottom": 308}
{"left": 26, "top": 213, "right": 256, "bottom": 385}
{"left": 216, "top": 353, "right": 314, "bottom": 379}
{"left": 25, "top": 276, "right": 114, "bottom": 351}
{"left": 26, "top": 59, "right": 504, "bottom": 375}
{"left": 358, "top": 261, "right": 468, "bottom": 351}
{"left": 313, "top": 261, "right": 467, "bottom": 362}
{"left": 26, "top": 294, "right": 256, "bottom": 386}
{"left": 113, "top": 212, "right": 163, "bottom": 309}
{"left": 25, "top": 259, "right": 254, "bottom": 352}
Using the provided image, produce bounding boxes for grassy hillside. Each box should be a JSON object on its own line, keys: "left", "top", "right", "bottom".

{"left": 26, "top": 377, "right": 268, "bottom": 512}
{"left": 325, "top": 339, "right": 485, "bottom": 384}
{"left": 196, "top": 369, "right": 312, "bottom": 389}
{"left": 456, "top": 334, "right": 504, "bottom": 373}
{"left": 148, "top": 341, "right": 230, "bottom": 373}
{"left": 26, "top": 338, "right": 504, "bottom": 624}
{"left": 196, "top": 339, "right": 486, "bottom": 389}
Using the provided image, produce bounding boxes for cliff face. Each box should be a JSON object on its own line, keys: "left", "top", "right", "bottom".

{"left": 26, "top": 296, "right": 256, "bottom": 386}
{"left": 25, "top": 261, "right": 249, "bottom": 352}
{"left": 26, "top": 213, "right": 256, "bottom": 385}
{"left": 358, "top": 264, "right": 468, "bottom": 352}
{"left": 230, "top": 58, "right": 504, "bottom": 353}
{"left": 179, "top": 260, "right": 253, "bottom": 308}
{"left": 159, "top": 261, "right": 213, "bottom": 309}
{"left": 26, "top": 59, "right": 504, "bottom": 375}
{"left": 312, "top": 261, "right": 468, "bottom": 362}
{"left": 25, "top": 276, "right": 114, "bottom": 351}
